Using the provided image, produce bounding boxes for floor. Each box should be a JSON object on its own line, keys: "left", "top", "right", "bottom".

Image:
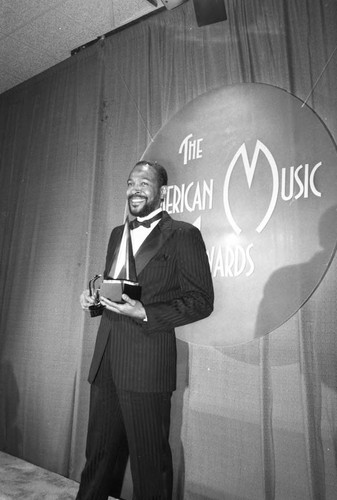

{"left": 0, "top": 452, "right": 120, "bottom": 500}
{"left": 0, "top": 451, "right": 80, "bottom": 499}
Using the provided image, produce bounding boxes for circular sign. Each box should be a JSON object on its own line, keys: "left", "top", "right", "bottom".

{"left": 143, "top": 84, "right": 337, "bottom": 346}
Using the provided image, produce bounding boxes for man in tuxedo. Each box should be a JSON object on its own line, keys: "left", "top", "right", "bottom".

{"left": 77, "top": 160, "right": 214, "bottom": 500}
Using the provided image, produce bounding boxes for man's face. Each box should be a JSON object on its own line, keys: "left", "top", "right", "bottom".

{"left": 127, "top": 164, "right": 165, "bottom": 217}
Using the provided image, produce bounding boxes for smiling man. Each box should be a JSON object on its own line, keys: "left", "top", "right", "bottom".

{"left": 76, "top": 160, "right": 214, "bottom": 500}
{"left": 128, "top": 161, "right": 167, "bottom": 216}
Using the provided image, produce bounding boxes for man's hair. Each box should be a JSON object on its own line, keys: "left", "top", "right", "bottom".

{"left": 135, "top": 160, "right": 168, "bottom": 187}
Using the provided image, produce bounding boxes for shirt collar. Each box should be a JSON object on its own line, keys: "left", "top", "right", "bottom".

{"left": 137, "top": 207, "right": 163, "bottom": 222}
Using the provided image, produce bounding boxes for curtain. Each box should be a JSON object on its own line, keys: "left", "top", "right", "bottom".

{"left": 0, "top": 47, "right": 104, "bottom": 472}
{"left": 0, "top": 1, "right": 336, "bottom": 498}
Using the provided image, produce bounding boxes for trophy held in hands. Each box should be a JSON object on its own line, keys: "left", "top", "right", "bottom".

{"left": 88, "top": 217, "right": 141, "bottom": 316}
{"left": 88, "top": 274, "right": 104, "bottom": 317}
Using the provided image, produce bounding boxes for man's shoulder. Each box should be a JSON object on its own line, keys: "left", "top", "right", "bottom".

{"left": 170, "top": 218, "right": 196, "bottom": 230}
{"left": 111, "top": 221, "right": 126, "bottom": 231}
{"left": 165, "top": 213, "right": 201, "bottom": 234}
{"left": 107, "top": 224, "right": 124, "bottom": 243}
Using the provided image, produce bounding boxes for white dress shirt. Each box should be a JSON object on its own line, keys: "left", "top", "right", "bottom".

{"left": 130, "top": 208, "right": 163, "bottom": 255}
{"left": 112, "top": 208, "right": 163, "bottom": 279}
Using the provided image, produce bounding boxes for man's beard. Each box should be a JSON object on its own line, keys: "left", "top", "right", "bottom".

{"left": 128, "top": 196, "right": 159, "bottom": 217}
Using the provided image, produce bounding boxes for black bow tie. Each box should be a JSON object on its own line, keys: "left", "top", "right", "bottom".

{"left": 130, "top": 212, "right": 163, "bottom": 230}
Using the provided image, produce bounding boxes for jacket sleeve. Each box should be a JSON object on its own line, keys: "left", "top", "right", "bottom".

{"left": 141, "top": 225, "right": 214, "bottom": 334}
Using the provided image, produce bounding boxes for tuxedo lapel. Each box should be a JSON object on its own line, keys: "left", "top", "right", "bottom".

{"left": 135, "top": 212, "right": 173, "bottom": 276}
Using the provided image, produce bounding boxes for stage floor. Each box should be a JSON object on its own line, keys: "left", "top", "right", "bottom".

{"left": 0, "top": 452, "right": 121, "bottom": 499}
{"left": 0, "top": 451, "right": 80, "bottom": 499}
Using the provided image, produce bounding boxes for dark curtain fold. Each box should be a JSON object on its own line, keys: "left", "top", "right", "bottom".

{"left": 0, "top": 0, "right": 336, "bottom": 498}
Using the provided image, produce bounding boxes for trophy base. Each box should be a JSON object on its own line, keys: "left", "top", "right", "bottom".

{"left": 100, "top": 279, "right": 142, "bottom": 303}
{"left": 89, "top": 304, "right": 105, "bottom": 317}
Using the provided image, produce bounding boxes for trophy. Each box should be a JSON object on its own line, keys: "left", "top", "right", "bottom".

{"left": 88, "top": 274, "right": 104, "bottom": 317}
{"left": 88, "top": 217, "right": 141, "bottom": 316}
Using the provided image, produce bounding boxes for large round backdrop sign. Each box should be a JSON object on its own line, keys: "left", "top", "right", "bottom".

{"left": 142, "top": 83, "right": 337, "bottom": 346}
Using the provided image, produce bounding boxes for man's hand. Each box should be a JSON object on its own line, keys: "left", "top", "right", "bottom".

{"left": 80, "top": 289, "right": 96, "bottom": 311}
{"left": 100, "top": 294, "right": 146, "bottom": 320}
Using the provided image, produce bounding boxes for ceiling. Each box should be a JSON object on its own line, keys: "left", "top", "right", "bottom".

{"left": 0, "top": 0, "right": 164, "bottom": 95}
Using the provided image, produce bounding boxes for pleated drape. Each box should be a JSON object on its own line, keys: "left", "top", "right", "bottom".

{"left": 0, "top": 1, "right": 336, "bottom": 498}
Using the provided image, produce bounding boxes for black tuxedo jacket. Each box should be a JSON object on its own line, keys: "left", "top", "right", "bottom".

{"left": 88, "top": 211, "right": 214, "bottom": 392}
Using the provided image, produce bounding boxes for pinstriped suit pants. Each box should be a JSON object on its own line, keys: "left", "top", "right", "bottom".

{"left": 76, "top": 337, "right": 173, "bottom": 500}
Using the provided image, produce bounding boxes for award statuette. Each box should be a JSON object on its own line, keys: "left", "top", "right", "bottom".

{"left": 88, "top": 217, "right": 141, "bottom": 314}
{"left": 88, "top": 274, "right": 104, "bottom": 317}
